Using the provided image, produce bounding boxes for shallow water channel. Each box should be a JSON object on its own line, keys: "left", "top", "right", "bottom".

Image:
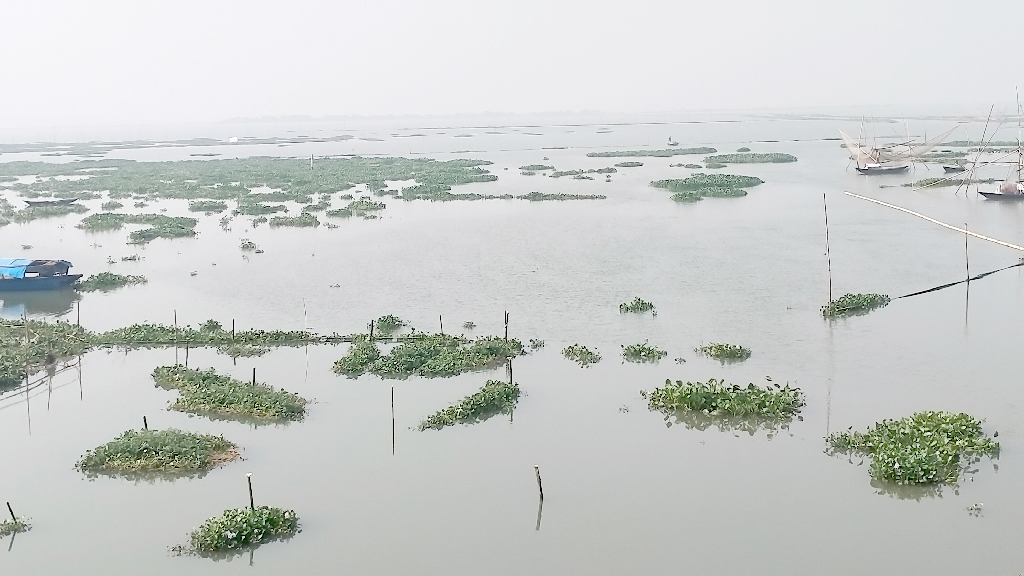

{"left": 2, "top": 114, "right": 1024, "bottom": 574}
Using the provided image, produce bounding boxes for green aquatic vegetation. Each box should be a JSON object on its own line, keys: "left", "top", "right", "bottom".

{"left": 368, "top": 334, "right": 524, "bottom": 379}
{"left": 76, "top": 272, "right": 148, "bottom": 292}
{"left": 621, "top": 341, "right": 667, "bottom": 363}
{"left": 332, "top": 336, "right": 381, "bottom": 377}
{"left": 695, "top": 342, "right": 752, "bottom": 362}
{"left": 521, "top": 171, "right": 536, "bottom": 176}
{"left": 517, "top": 192, "right": 606, "bottom": 201}
{"left": 77, "top": 213, "right": 198, "bottom": 244}
{"left": 269, "top": 213, "right": 319, "bottom": 227}
{"left": 642, "top": 378, "right": 805, "bottom": 432}
{"left": 736, "top": 147, "right": 751, "bottom": 152}
{"left": 826, "top": 411, "right": 999, "bottom": 487}
{"left": 902, "top": 177, "right": 998, "bottom": 188}
{"left": 419, "top": 379, "right": 520, "bottom": 430}
{"left": 233, "top": 201, "right": 287, "bottom": 216}
{"left": 550, "top": 170, "right": 583, "bottom": 178}
{"left": 519, "top": 164, "right": 554, "bottom": 171}
{"left": 10, "top": 203, "right": 89, "bottom": 223}
{"left": 562, "top": 343, "right": 602, "bottom": 367}
{"left": 670, "top": 186, "right": 747, "bottom": 202}
{"left": 301, "top": 198, "right": 332, "bottom": 212}
{"left": 651, "top": 173, "right": 764, "bottom": 192}
{"left": 670, "top": 191, "right": 703, "bottom": 202}
{"left": 330, "top": 198, "right": 386, "bottom": 215}
{"left": 0, "top": 517, "right": 31, "bottom": 537}
{"left": 462, "top": 321, "right": 476, "bottom": 329}
{"left": 821, "top": 293, "right": 891, "bottom": 317}
{"left": 587, "top": 148, "right": 716, "bottom": 158}
{"left": 529, "top": 338, "right": 545, "bottom": 349}
{"left": 619, "top": 297, "right": 655, "bottom": 314}
{"left": 101, "top": 200, "right": 123, "bottom": 210}
{"left": 96, "top": 322, "right": 328, "bottom": 352}
{"left": 188, "top": 506, "right": 299, "bottom": 556}
{"left": 572, "top": 174, "right": 594, "bottom": 180}
{"left": 152, "top": 365, "right": 307, "bottom": 422}
{"left": 683, "top": 163, "right": 701, "bottom": 169}
{"left": 0, "top": 319, "right": 93, "bottom": 388}
{"left": 240, "top": 239, "right": 258, "bottom": 251}
{"left": 704, "top": 152, "right": 797, "bottom": 164}
{"left": 614, "top": 161, "right": 643, "bottom": 167}
{"left": 76, "top": 428, "right": 239, "bottom": 476}
{"left": 188, "top": 200, "right": 228, "bottom": 213}
{"left": 373, "top": 314, "right": 407, "bottom": 334}
{"left": 705, "top": 162, "right": 726, "bottom": 169}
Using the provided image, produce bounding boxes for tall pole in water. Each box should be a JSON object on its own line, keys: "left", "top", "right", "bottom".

{"left": 823, "top": 193, "right": 833, "bottom": 302}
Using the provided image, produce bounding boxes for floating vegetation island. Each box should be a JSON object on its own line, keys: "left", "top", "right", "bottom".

{"left": 76, "top": 428, "right": 239, "bottom": 479}
{"left": 373, "top": 314, "right": 407, "bottom": 334}
{"left": 76, "top": 272, "right": 148, "bottom": 292}
{"left": 77, "top": 213, "right": 198, "bottom": 244}
{"left": 152, "top": 366, "right": 308, "bottom": 422}
{"left": 614, "top": 161, "right": 643, "bottom": 168}
{"left": 587, "top": 148, "right": 716, "bottom": 158}
{"left": 703, "top": 153, "right": 797, "bottom": 164}
{"left": 826, "top": 411, "right": 999, "bottom": 489}
{"left": 188, "top": 200, "right": 228, "bottom": 213}
{"left": 652, "top": 173, "right": 763, "bottom": 202}
{"left": 518, "top": 192, "right": 606, "bottom": 201}
{"left": 519, "top": 164, "right": 554, "bottom": 171}
{"left": 333, "top": 332, "right": 524, "bottom": 379}
{"left": 269, "top": 213, "right": 320, "bottom": 227}
{"left": 619, "top": 297, "right": 655, "bottom": 314}
{"left": 643, "top": 378, "right": 805, "bottom": 433}
{"left": 621, "top": 341, "right": 667, "bottom": 363}
{"left": 419, "top": 379, "right": 520, "bottom": 430}
{"left": 562, "top": 344, "right": 602, "bottom": 367}
{"left": 187, "top": 507, "right": 299, "bottom": 557}
{"left": 821, "top": 293, "right": 891, "bottom": 317}
{"left": 695, "top": 342, "right": 751, "bottom": 363}
{"left": 0, "top": 517, "right": 31, "bottom": 538}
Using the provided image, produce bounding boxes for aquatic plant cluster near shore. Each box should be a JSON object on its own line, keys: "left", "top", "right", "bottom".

{"left": 642, "top": 378, "right": 805, "bottom": 432}
{"left": 333, "top": 332, "right": 524, "bottom": 379}
{"left": 821, "top": 293, "right": 891, "bottom": 317}
{"left": 619, "top": 297, "right": 655, "bottom": 314}
{"left": 419, "top": 379, "right": 520, "bottom": 430}
{"left": 826, "top": 411, "right": 999, "bottom": 486}
{"left": 76, "top": 272, "right": 148, "bottom": 292}
{"left": 152, "top": 366, "right": 308, "bottom": 422}
{"left": 76, "top": 429, "right": 238, "bottom": 477}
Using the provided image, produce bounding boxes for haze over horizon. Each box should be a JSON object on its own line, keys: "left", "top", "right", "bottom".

{"left": 3, "top": 0, "right": 1023, "bottom": 131}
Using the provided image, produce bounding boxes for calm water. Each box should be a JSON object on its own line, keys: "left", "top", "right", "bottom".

{"left": 3, "top": 114, "right": 1024, "bottom": 575}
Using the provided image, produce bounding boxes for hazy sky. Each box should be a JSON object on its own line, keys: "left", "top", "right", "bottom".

{"left": 3, "top": 0, "right": 1023, "bottom": 128}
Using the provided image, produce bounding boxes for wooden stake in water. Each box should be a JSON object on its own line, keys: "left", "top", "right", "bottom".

{"left": 823, "top": 193, "right": 833, "bottom": 302}
{"left": 143, "top": 416, "right": 148, "bottom": 430}
{"left": 504, "top": 311, "right": 509, "bottom": 340}
{"left": 7, "top": 502, "right": 16, "bottom": 523}
{"left": 391, "top": 386, "right": 395, "bottom": 455}
{"left": 369, "top": 320, "right": 375, "bottom": 341}
{"left": 247, "top": 473, "right": 255, "bottom": 510}
{"left": 965, "top": 223, "right": 970, "bottom": 281}
{"left": 252, "top": 368, "right": 256, "bottom": 386}
{"left": 534, "top": 465, "right": 544, "bottom": 500}
{"left": 232, "top": 319, "right": 235, "bottom": 342}
{"left": 439, "top": 315, "right": 443, "bottom": 335}
{"left": 76, "top": 300, "right": 80, "bottom": 326}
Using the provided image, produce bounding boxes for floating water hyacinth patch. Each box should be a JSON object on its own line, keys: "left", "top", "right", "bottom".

{"left": 419, "top": 379, "right": 520, "bottom": 430}
{"left": 186, "top": 506, "right": 299, "bottom": 557}
{"left": 76, "top": 272, "right": 148, "bottom": 292}
{"left": 0, "top": 517, "right": 31, "bottom": 537}
{"left": 651, "top": 173, "right": 764, "bottom": 192}
{"left": 562, "top": 343, "right": 601, "bottom": 367}
{"left": 101, "top": 200, "right": 123, "bottom": 211}
{"left": 333, "top": 332, "right": 523, "bottom": 379}
{"left": 619, "top": 297, "right": 655, "bottom": 314}
{"left": 519, "top": 164, "right": 554, "bottom": 171}
{"left": 703, "top": 152, "right": 797, "bottom": 164}
{"left": 821, "top": 293, "right": 891, "bottom": 317}
{"left": 826, "top": 411, "right": 999, "bottom": 488}
{"left": 694, "top": 342, "right": 751, "bottom": 363}
{"left": 269, "top": 213, "right": 319, "bottom": 227}
{"left": 152, "top": 366, "right": 307, "bottom": 422}
{"left": 614, "top": 161, "right": 643, "bottom": 167}
{"left": 621, "top": 341, "right": 667, "bottom": 363}
{"left": 642, "top": 378, "right": 804, "bottom": 433}
{"left": 517, "top": 192, "right": 606, "bottom": 201}
{"left": 373, "top": 314, "right": 407, "bottom": 334}
{"left": 76, "top": 428, "right": 239, "bottom": 478}
{"left": 188, "top": 200, "right": 228, "bottom": 213}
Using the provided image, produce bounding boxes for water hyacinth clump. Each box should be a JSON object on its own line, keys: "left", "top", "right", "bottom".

{"left": 826, "top": 411, "right": 1000, "bottom": 486}
{"left": 419, "top": 380, "right": 520, "bottom": 430}
{"left": 188, "top": 506, "right": 299, "bottom": 556}
{"left": 152, "top": 366, "right": 308, "bottom": 422}
{"left": 76, "top": 272, "right": 148, "bottom": 292}
{"left": 703, "top": 152, "right": 798, "bottom": 164}
{"left": 517, "top": 192, "right": 606, "bottom": 201}
{"left": 333, "top": 332, "right": 523, "bottom": 379}
{"left": 614, "top": 161, "right": 643, "bottom": 167}
{"left": 0, "top": 517, "right": 31, "bottom": 537}
{"left": 642, "top": 378, "right": 805, "bottom": 432}
{"left": 695, "top": 342, "right": 752, "bottom": 362}
{"left": 188, "top": 200, "right": 228, "bottom": 213}
{"left": 651, "top": 173, "right": 764, "bottom": 192}
{"left": 269, "top": 213, "right": 319, "bottom": 227}
{"left": 77, "top": 213, "right": 198, "bottom": 244}
{"left": 619, "top": 297, "right": 655, "bottom": 314}
{"left": 821, "top": 293, "right": 891, "bottom": 317}
{"left": 562, "top": 343, "right": 601, "bottom": 367}
{"left": 331, "top": 336, "right": 381, "bottom": 377}
{"left": 519, "top": 164, "right": 554, "bottom": 171}
{"left": 373, "top": 314, "right": 407, "bottom": 334}
{"left": 100, "top": 200, "right": 123, "bottom": 211}
{"left": 76, "top": 428, "right": 239, "bottom": 477}
{"left": 621, "top": 341, "right": 668, "bottom": 363}
{"left": 239, "top": 239, "right": 258, "bottom": 251}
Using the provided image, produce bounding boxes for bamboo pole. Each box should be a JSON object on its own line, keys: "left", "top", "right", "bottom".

{"left": 845, "top": 192, "right": 1024, "bottom": 252}
{"left": 823, "top": 193, "right": 833, "bottom": 302}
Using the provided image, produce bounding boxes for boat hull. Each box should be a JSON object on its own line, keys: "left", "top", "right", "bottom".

{"left": 0, "top": 275, "right": 82, "bottom": 291}
{"left": 979, "top": 192, "right": 1024, "bottom": 201}
{"left": 856, "top": 165, "right": 909, "bottom": 175}
{"left": 943, "top": 165, "right": 966, "bottom": 173}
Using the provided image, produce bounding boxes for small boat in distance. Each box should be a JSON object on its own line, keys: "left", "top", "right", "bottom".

{"left": 855, "top": 163, "right": 909, "bottom": 175}
{"left": 0, "top": 259, "right": 82, "bottom": 291}
{"left": 667, "top": 137, "right": 678, "bottom": 147}
{"left": 943, "top": 164, "right": 966, "bottom": 174}
{"left": 23, "top": 198, "right": 79, "bottom": 208}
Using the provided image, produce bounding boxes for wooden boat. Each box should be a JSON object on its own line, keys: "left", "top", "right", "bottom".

{"left": 0, "top": 259, "right": 82, "bottom": 291}
{"left": 979, "top": 191, "right": 1024, "bottom": 201}
{"left": 23, "top": 198, "right": 78, "bottom": 208}
{"left": 855, "top": 164, "right": 909, "bottom": 175}
{"left": 943, "top": 165, "right": 966, "bottom": 173}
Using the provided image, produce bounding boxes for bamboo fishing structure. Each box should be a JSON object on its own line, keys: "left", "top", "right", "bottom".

{"left": 844, "top": 192, "right": 1024, "bottom": 252}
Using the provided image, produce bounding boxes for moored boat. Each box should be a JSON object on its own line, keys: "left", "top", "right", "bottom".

{"left": 0, "top": 259, "right": 82, "bottom": 291}
{"left": 943, "top": 164, "right": 966, "bottom": 173}
{"left": 855, "top": 163, "right": 909, "bottom": 175}
{"left": 23, "top": 198, "right": 79, "bottom": 208}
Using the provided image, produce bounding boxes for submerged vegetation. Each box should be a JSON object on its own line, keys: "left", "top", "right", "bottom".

{"left": 621, "top": 341, "right": 667, "bottom": 363}
{"left": 188, "top": 507, "right": 299, "bottom": 556}
{"left": 703, "top": 153, "right": 797, "bottom": 164}
{"left": 619, "top": 297, "right": 655, "bottom": 314}
{"left": 587, "top": 148, "right": 716, "bottom": 158}
{"left": 562, "top": 344, "right": 602, "bottom": 367}
{"left": 821, "top": 293, "right": 891, "bottom": 317}
{"left": 826, "top": 412, "right": 999, "bottom": 488}
{"left": 332, "top": 332, "right": 523, "bottom": 379}
{"left": 152, "top": 366, "right": 308, "bottom": 422}
{"left": 419, "top": 379, "right": 520, "bottom": 430}
{"left": 76, "top": 272, "right": 148, "bottom": 292}
{"left": 643, "top": 378, "right": 805, "bottom": 432}
{"left": 76, "top": 429, "right": 238, "bottom": 477}
{"left": 695, "top": 342, "right": 751, "bottom": 362}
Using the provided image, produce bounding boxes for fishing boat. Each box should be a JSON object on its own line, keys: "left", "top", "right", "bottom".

{"left": 855, "top": 163, "right": 909, "bottom": 175}
{"left": 667, "top": 137, "right": 678, "bottom": 147}
{"left": 943, "top": 164, "right": 966, "bottom": 173}
{"left": 0, "top": 259, "right": 82, "bottom": 291}
{"left": 976, "top": 101, "right": 1023, "bottom": 201}
{"left": 23, "top": 198, "right": 78, "bottom": 208}
{"left": 840, "top": 125, "right": 956, "bottom": 175}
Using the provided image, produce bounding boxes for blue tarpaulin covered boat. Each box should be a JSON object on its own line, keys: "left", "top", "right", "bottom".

{"left": 0, "top": 259, "right": 82, "bottom": 291}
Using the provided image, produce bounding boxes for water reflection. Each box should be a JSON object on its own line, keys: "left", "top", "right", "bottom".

{"left": 656, "top": 409, "right": 797, "bottom": 437}
{"left": 0, "top": 289, "right": 79, "bottom": 319}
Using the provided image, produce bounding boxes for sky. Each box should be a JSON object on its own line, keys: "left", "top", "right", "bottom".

{"left": 2, "top": 0, "right": 1023, "bottom": 129}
